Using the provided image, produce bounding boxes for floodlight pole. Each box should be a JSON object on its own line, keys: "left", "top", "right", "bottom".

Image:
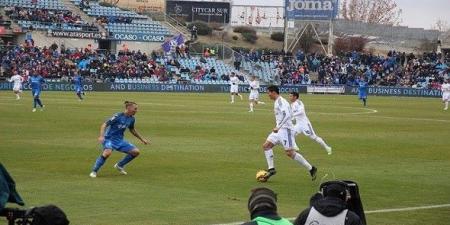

{"left": 283, "top": 0, "right": 288, "bottom": 53}
{"left": 327, "top": 19, "right": 334, "bottom": 56}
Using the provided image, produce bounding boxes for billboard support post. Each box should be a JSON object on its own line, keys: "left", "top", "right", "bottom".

{"left": 285, "top": 0, "right": 338, "bottom": 54}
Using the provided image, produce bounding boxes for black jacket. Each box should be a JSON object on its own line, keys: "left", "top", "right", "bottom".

{"left": 294, "top": 197, "right": 362, "bottom": 225}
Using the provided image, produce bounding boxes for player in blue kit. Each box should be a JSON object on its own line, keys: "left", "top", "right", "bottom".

{"left": 29, "top": 72, "right": 45, "bottom": 112}
{"left": 90, "top": 101, "right": 149, "bottom": 178}
{"left": 73, "top": 71, "right": 84, "bottom": 101}
{"left": 357, "top": 78, "right": 368, "bottom": 107}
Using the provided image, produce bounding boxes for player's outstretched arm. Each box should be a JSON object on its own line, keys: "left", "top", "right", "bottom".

{"left": 130, "top": 128, "right": 149, "bottom": 145}
{"left": 98, "top": 123, "right": 107, "bottom": 143}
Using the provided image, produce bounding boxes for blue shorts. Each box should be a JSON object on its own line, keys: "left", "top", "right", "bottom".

{"left": 359, "top": 94, "right": 367, "bottom": 99}
{"left": 32, "top": 89, "right": 41, "bottom": 98}
{"left": 75, "top": 86, "right": 83, "bottom": 93}
{"left": 102, "top": 139, "right": 136, "bottom": 153}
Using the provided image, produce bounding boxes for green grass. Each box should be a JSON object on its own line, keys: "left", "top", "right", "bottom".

{"left": 0, "top": 91, "right": 449, "bottom": 225}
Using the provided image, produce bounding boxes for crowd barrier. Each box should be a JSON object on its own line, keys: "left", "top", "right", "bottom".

{"left": 0, "top": 82, "right": 443, "bottom": 98}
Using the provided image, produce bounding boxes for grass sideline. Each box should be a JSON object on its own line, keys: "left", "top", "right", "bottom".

{"left": 0, "top": 91, "right": 449, "bottom": 225}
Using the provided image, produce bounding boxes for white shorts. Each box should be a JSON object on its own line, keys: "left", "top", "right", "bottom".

{"left": 249, "top": 91, "right": 259, "bottom": 100}
{"left": 230, "top": 85, "right": 238, "bottom": 93}
{"left": 13, "top": 85, "right": 21, "bottom": 92}
{"left": 294, "top": 122, "right": 316, "bottom": 137}
{"left": 443, "top": 93, "right": 450, "bottom": 102}
{"left": 266, "top": 128, "right": 296, "bottom": 150}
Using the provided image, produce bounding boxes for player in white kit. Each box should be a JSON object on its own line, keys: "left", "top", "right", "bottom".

{"left": 442, "top": 79, "right": 450, "bottom": 110}
{"left": 9, "top": 73, "right": 23, "bottom": 100}
{"left": 261, "top": 85, "right": 317, "bottom": 182}
{"left": 289, "top": 92, "right": 332, "bottom": 155}
{"left": 248, "top": 75, "right": 265, "bottom": 112}
{"left": 229, "top": 72, "right": 243, "bottom": 103}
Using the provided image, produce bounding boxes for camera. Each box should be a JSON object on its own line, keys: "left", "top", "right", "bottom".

{"left": 0, "top": 208, "right": 33, "bottom": 225}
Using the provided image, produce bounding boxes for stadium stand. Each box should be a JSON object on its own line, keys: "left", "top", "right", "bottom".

{"left": 1, "top": 0, "right": 98, "bottom": 32}
{"left": 71, "top": 0, "right": 171, "bottom": 41}
{"left": 236, "top": 49, "right": 449, "bottom": 87}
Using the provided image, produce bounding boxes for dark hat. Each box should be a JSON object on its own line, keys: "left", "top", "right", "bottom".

{"left": 247, "top": 187, "right": 277, "bottom": 214}
{"left": 324, "top": 183, "right": 347, "bottom": 200}
{"left": 31, "top": 205, "right": 69, "bottom": 225}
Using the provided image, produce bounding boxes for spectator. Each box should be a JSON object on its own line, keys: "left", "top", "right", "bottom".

{"left": 241, "top": 187, "right": 293, "bottom": 225}
{"left": 293, "top": 182, "right": 362, "bottom": 225}
{"left": 191, "top": 25, "right": 198, "bottom": 40}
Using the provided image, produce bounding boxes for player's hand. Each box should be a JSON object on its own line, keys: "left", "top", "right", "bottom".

{"left": 97, "top": 136, "right": 104, "bottom": 143}
{"left": 141, "top": 138, "right": 150, "bottom": 145}
{"left": 272, "top": 127, "right": 279, "bottom": 133}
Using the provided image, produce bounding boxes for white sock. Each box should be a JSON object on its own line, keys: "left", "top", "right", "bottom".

{"left": 231, "top": 95, "right": 235, "bottom": 102}
{"left": 311, "top": 136, "right": 330, "bottom": 150}
{"left": 264, "top": 149, "right": 274, "bottom": 169}
{"left": 249, "top": 102, "right": 254, "bottom": 111}
{"left": 238, "top": 94, "right": 243, "bottom": 99}
{"left": 16, "top": 94, "right": 20, "bottom": 99}
{"left": 445, "top": 102, "right": 448, "bottom": 109}
{"left": 293, "top": 152, "right": 312, "bottom": 170}
{"left": 258, "top": 101, "right": 265, "bottom": 104}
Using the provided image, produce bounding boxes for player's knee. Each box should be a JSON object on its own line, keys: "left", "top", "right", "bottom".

{"left": 130, "top": 149, "right": 140, "bottom": 157}
{"left": 286, "top": 150, "right": 295, "bottom": 158}
{"left": 263, "top": 142, "right": 272, "bottom": 150}
{"left": 102, "top": 150, "right": 112, "bottom": 158}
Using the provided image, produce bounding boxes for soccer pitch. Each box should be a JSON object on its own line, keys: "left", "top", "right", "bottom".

{"left": 1, "top": 91, "right": 449, "bottom": 225}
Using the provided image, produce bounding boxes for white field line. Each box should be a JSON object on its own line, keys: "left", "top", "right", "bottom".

{"left": 210, "top": 203, "right": 450, "bottom": 225}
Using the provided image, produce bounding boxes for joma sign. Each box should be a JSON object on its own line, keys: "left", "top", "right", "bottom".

{"left": 286, "top": 0, "right": 339, "bottom": 20}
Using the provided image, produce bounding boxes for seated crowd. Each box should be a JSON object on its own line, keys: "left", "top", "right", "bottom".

{"left": 0, "top": 41, "right": 243, "bottom": 83}
{"left": 236, "top": 49, "right": 450, "bottom": 89}
{"left": 4, "top": 6, "right": 98, "bottom": 32}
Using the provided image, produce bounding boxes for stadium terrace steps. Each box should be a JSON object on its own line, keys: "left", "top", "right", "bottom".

{"left": 62, "top": 0, "right": 107, "bottom": 34}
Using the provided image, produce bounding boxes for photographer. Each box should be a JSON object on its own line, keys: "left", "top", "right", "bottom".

{"left": 294, "top": 182, "right": 363, "bottom": 225}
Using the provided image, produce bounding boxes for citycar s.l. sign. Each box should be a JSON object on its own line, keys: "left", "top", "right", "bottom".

{"left": 285, "top": 0, "right": 339, "bottom": 20}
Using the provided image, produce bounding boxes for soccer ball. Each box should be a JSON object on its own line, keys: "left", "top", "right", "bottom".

{"left": 256, "top": 170, "right": 268, "bottom": 182}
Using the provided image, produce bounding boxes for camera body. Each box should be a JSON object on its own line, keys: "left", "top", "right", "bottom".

{"left": 0, "top": 208, "right": 33, "bottom": 225}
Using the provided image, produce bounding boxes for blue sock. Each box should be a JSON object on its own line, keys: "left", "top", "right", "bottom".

{"left": 33, "top": 99, "right": 37, "bottom": 108}
{"left": 92, "top": 156, "right": 107, "bottom": 172}
{"left": 117, "top": 154, "right": 136, "bottom": 168}
{"left": 363, "top": 99, "right": 367, "bottom": 106}
{"left": 36, "top": 98, "right": 43, "bottom": 107}
{"left": 77, "top": 93, "right": 83, "bottom": 100}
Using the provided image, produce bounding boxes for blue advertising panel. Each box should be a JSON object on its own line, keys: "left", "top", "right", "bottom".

{"left": 0, "top": 82, "right": 307, "bottom": 93}
{"left": 110, "top": 33, "right": 165, "bottom": 42}
{"left": 285, "top": 0, "right": 339, "bottom": 20}
{"left": 345, "top": 86, "right": 442, "bottom": 98}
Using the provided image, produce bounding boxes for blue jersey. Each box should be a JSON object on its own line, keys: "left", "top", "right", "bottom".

{"left": 30, "top": 75, "right": 45, "bottom": 90}
{"left": 73, "top": 75, "right": 83, "bottom": 87}
{"left": 104, "top": 113, "right": 135, "bottom": 141}
{"left": 358, "top": 81, "right": 368, "bottom": 98}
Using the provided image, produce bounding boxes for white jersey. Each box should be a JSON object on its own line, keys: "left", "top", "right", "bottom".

{"left": 249, "top": 80, "right": 259, "bottom": 100}
{"left": 442, "top": 83, "right": 450, "bottom": 94}
{"left": 10, "top": 75, "right": 23, "bottom": 90}
{"left": 291, "top": 100, "right": 310, "bottom": 125}
{"left": 442, "top": 83, "right": 450, "bottom": 101}
{"left": 230, "top": 76, "right": 239, "bottom": 86}
{"left": 273, "top": 96, "right": 293, "bottom": 129}
{"left": 230, "top": 76, "right": 240, "bottom": 93}
{"left": 249, "top": 80, "right": 259, "bottom": 94}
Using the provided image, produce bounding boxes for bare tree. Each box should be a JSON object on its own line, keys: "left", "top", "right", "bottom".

{"left": 433, "top": 19, "right": 449, "bottom": 32}
{"left": 341, "top": 0, "right": 402, "bottom": 25}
